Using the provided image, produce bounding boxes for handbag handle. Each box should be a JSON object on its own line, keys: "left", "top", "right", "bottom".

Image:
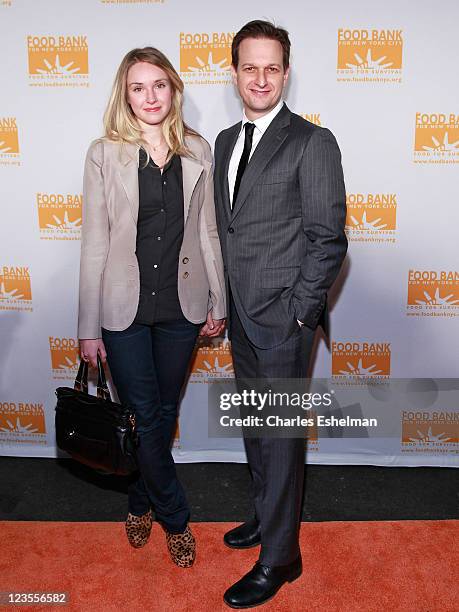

{"left": 74, "top": 355, "right": 111, "bottom": 402}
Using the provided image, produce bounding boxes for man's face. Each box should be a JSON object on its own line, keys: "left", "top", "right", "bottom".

{"left": 231, "top": 37, "right": 289, "bottom": 120}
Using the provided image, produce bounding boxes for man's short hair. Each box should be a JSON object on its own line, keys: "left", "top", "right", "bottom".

{"left": 231, "top": 20, "right": 291, "bottom": 70}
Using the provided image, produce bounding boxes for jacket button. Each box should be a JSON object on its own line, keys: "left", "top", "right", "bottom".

{"left": 182, "top": 257, "right": 189, "bottom": 264}
{"left": 183, "top": 272, "right": 189, "bottom": 279}
{"left": 228, "top": 227, "right": 234, "bottom": 234}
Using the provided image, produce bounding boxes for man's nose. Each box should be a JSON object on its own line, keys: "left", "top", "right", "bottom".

{"left": 255, "top": 69, "right": 267, "bottom": 87}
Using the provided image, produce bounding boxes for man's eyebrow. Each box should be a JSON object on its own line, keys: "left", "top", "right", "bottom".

{"left": 240, "top": 63, "right": 281, "bottom": 67}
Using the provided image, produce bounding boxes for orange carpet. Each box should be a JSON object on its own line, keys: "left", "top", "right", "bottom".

{"left": 1, "top": 520, "right": 457, "bottom": 612}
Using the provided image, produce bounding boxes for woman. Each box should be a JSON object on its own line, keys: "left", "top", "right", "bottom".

{"left": 78, "top": 47, "right": 226, "bottom": 568}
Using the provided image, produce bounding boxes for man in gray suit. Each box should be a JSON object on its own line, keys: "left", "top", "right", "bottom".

{"left": 214, "top": 20, "right": 347, "bottom": 608}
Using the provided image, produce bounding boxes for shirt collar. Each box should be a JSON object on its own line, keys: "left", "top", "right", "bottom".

{"left": 241, "top": 99, "right": 285, "bottom": 135}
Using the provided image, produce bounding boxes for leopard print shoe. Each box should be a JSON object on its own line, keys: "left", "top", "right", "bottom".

{"left": 125, "top": 509, "right": 153, "bottom": 548}
{"left": 165, "top": 525, "right": 196, "bottom": 568}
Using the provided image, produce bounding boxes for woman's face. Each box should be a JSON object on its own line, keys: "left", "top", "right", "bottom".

{"left": 126, "top": 61, "right": 173, "bottom": 128}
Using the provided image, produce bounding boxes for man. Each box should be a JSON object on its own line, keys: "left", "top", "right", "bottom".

{"left": 214, "top": 20, "right": 347, "bottom": 608}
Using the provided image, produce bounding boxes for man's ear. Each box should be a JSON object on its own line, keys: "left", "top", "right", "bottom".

{"left": 283, "top": 65, "right": 290, "bottom": 86}
{"left": 231, "top": 64, "right": 238, "bottom": 85}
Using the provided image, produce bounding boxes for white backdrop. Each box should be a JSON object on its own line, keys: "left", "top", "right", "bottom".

{"left": 0, "top": 0, "right": 458, "bottom": 467}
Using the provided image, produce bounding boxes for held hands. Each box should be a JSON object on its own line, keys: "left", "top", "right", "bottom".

{"left": 80, "top": 315, "right": 225, "bottom": 365}
{"left": 79, "top": 338, "right": 107, "bottom": 369}
{"left": 199, "top": 311, "right": 226, "bottom": 338}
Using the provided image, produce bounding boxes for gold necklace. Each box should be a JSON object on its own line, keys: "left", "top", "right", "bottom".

{"left": 148, "top": 139, "right": 167, "bottom": 152}
{"left": 152, "top": 143, "right": 166, "bottom": 152}
{"left": 148, "top": 145, "right": 170, "bottom": 170}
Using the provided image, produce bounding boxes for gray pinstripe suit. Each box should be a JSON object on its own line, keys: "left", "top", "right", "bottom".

{"left": 214, "top": 103, "right": 347, "bottom": 565}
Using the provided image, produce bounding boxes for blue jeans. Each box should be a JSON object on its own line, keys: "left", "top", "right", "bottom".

{"left": 102, "top": 320, "right": 199, "bottom": 533}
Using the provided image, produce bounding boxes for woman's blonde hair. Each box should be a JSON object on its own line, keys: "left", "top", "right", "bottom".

{"left": 103, "top": 47, "right": 197, "bottom": 160}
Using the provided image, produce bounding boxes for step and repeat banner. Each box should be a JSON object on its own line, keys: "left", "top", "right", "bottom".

{"left": 0, "top": 0, "right": 458, "bottom": 467}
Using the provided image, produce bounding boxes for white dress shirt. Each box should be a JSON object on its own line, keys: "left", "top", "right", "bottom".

{"left": 228, "top": 99, "right": 284, "bottom": 207}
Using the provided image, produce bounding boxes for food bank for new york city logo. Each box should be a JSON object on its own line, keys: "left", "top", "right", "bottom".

{"left": 332, "top": 341, "right": 391, "bottom": 379}
{"left": 191, "top": 337, "right": 234, "bottom": 381}
{"left": 345, "top": 193, "right": 397, "bottom": 244}
{"left": 27, "top": 35, "right": 89, "bottom": 87}
{"left": 0, "top": 117, "right": 19, "bottom": 153}
{"left": 414, "top": 113, "right": 459, "bottom": 164}
{"left": 37, "top": 193, "right": 82, "bottom": 240}
{"left": 0, "top": 402, "right": 46, "bottom": 440}
{"left": 49, "top": 337, "right": 80, "bottom": 379}
{"left": 407, "top": 270, "right": 459, "bottom": 315}
{"left": 401, "top": 411, "right": 458, "bottom": 454}
{"left": 0, "top": 117, "right": 20, "bottom": 166}
{"left": 0, "top": 266, "right": 32, "bottom": 312}
{"left": 180, "top": 32, "right": 233, "bottom": 85}
{"left": 337, "top": 29, "right": 403, "bottom": 83}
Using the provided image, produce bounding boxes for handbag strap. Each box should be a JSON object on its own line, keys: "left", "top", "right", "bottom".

{"left": 74, "top": 355, "right": 112, "bottom": 402}
{"left": 74, "top": 359, "right": 88, "bottom": 394}
{"left": 96, "top": 354, "right": 111, "bottom": 401}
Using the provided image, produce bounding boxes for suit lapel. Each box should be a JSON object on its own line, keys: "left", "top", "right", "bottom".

{"left": 181, "top": 155, "right": 204, "bottom": 223}
{"left": 118, "top": 143, "right": 140, "bottom": 224}
{"left": 231, "top": 105, "right": 291, "bottom": 221}
{"left": 220, "top": 123, "right": 241, "bottom": 220}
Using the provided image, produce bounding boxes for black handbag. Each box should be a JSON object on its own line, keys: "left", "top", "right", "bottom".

{"left": 55, "top": 356, "right": 138, "bottom": 475}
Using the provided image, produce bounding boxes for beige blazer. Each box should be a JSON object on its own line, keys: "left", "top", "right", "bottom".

{"left": 78, "top": 135, "right": 226, "bottom": 339}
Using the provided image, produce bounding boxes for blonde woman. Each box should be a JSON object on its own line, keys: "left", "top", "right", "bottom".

{"left": 78, "top": 47, "right": 226, "bottom": 568}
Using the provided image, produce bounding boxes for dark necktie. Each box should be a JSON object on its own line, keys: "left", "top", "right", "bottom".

{"left": 232, "top": 122, "right": 255, "bottom": 207}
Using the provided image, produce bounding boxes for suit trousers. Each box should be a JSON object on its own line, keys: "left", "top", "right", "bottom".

{"left": 102, "top": 320, "right": 199, "bottom": 533}
{"left": 229, "top": 292, "right": 315, "bottom": 566}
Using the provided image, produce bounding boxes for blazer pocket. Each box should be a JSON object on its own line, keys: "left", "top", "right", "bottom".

{"left": 261, "top": 267, "right": 300, "bottom": 288}
{"left": 259, "top": 170, "right": 293, "bottom": 185}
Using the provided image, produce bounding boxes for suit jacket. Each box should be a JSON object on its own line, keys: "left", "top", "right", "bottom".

{"left": 214, "top": 103, "right": 347, "bottom": 349}
{"left": 78, "top": 134, "right": 225, "bottom": 339}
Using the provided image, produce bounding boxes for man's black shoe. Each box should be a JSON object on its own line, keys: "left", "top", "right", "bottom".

{"left": 223, "top": 556, "right": 302, "bottom": 609}
{"left": 223, "top": 519, "right": 261, "bottom": 549}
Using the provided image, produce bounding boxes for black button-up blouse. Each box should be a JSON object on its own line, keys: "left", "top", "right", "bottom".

{"left": 134, "top": 148, "right": 186, "bottom": 324}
